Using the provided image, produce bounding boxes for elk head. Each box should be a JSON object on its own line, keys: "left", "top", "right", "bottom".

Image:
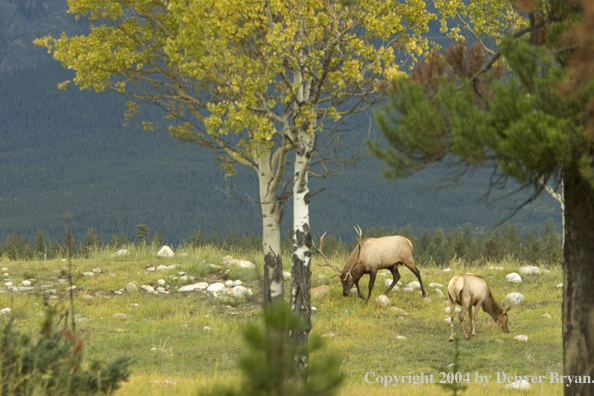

{"left": 313, "top": 227, "right": 364, "bottom": 297}
{"left": 497, "top": 308, "right": 511, "bottom": 333}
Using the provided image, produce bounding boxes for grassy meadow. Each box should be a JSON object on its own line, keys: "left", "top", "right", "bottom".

{"left": 0, "top": 245, "right": 564, "bottom": 395}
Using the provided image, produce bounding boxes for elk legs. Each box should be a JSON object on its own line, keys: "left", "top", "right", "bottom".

{"left": 384, "top": 267, "right": 401, "bottom": 295}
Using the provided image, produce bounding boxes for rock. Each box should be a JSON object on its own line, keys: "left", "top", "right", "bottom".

{"left": 503, "top": 380, "right": 531, "bottom": 391}
{"left": 179, "top": 282, "right": 209, "bottom": 292}
{"left": 395, "top": 335, "right": 407, "bottom": 340}
{"left": 93, "top": 268, "right": 102, "bottom": 273}
{"left": 156, "top": 265, "right": 168, "bottom": 271}
{"left": 207, "top": 283, "right": 226, "bottom": 293}
{"left": 375, "top": 295, "right": 390, "bottom": 308}
{"left": 505, "top": 273, "right": 522, "bottom": 283}
{"left": 424, "top": 297, "right": 432, "bottom": 303}
{"left": 225, "top": 280, "right": 234, "bottom": 287}
{"left": 557, "top": 283, "right": 563, "bottom": 289}
{"left": 131, "top": 303, "right": 139, "bottom": 307}
{"left": 4, "top": 282, "right": 12, "bottom": 287}
{"left": 208, "top": 264, "right": 221, "bottom": 270}
{"left": 0, "top": 267, "right": 7, "bottom": 272}
{"left": 542, "top": 313, "right": 552, "bottom": 319}
{"left": 407, "top": 281, "right": 421, "bottom": 289}
{"left": 146, "top": 267, "right": 156, "bottom": 272}
{"left": 167, "top": 264, "right": 178, "bottom": 270}
{"left": 444, "top": 317, "right": 452, "bottom": 323}
{"left": 126, "top": 283, "right": 138, "bottom": 293}
{"left": 283, "top": 272, "right": 291, "bottom": 279}
{"left": 429, "top": 283, "right": 444, "bottom": 288}
{"left": 8, "top": 287, "right": 17, "bottom": 293}
{"left": 514, "top": 335, "right": 528, "bottom": 342}
{"left": 156, "top": 287, "right": 166, "bottom": 293}
{"left": 153, "top": 380, "right": 177, "bottom": 386}
{"left": 311, "top": 285, "right": 330, "bottom": 298}
{"left": 111, "top": 249, "right": 129, "bottom": 257}
{"left": 445, "top": 306, "right": 461, "bottom": 314}
{"left": 232, "top": 280, "right": 242, "bottom": 287}
{"left": 21, "top": 280, "right": 31, "bottom": 286}
{"left": 489, "top": 266, "right": 504, "bottom": 270}
{"left": 232, "top": 286, "right": 253, "bottom": 299}
{"left": 389, "top": 307, "right": 407, "bottom": 315}
{"left": 141, "top": 285, "right": 155, "bottom": 293}
{"left": 84, "top": 295, "right": 93, "bottom": 301}
{"left": 157, "top": 279, "right": 166, "bottom": 286}
{"left": 519, "top": 266, "right": 542, "bottom": 275}
{"left": 82, "top": 272, "right": 94, "bottom": 277}
{"left": 2, "top": 273, "right": 8, "bottom": 277}
{"left": 225, "top": 259, "right": 256, "bottom": 270}
{"left": 215, "top": 295, "right": 235, "bottom": 303}
{"left": 0, "top": 308, "right": 11, "bottom": 315}
{"left": 68, "top": 286, "right": 76, "bottom": 291}
{"left": 203, "top": 326, "right": 212, "bottom": 331}
{"left": 113, "top": 291, "right": 123, "bottom": 295}
{"left": 434, "top": 288, "right": 444, "bottom": 297}
{"left": 157, "top": 246, "right": 175, "bottom": 258}
{"left": 321, "top": 332, "right": 340, "bottom": 338}
{"left": 349, "top": 287, "right": 358, "bottom": 296}
{"left": 318, "top": 274, "right": 327, "bottom": 281}
{"left": 442, "top": 268, "right": 452, "bottom": 272}
{"left": 504, "top": 292, "right": 525, "bottom": 307}
{"left": 113, "top": 313, "right": 128, "bottom": 320}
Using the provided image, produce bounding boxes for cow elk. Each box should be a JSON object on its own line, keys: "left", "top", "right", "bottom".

{"left": 447, "top": 274, "right": 510, "bottom": 341}
{"left": 313, "top": 226, "right": 427, "bottom": 300}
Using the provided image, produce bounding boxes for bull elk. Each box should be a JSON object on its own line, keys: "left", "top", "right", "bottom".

{"left": 447, "top": 274, "right": 510, "bottom": 341}
{"left": 313, "top": 226, "right": 427, "bottom": 300}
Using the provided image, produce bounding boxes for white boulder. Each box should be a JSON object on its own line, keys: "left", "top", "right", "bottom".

{"left": 179, "top": 282, "right": 209, "bottom": 292}
{"left": 445, "top": 306, "right": 461, "bottom": 314}
{"left": 505, "top": 273, "right": 522, "bottom": 283}
{"left": 504, "top": 292, "right": 525, "bottom": 307}
{"left": 111, "top": 249, "right": 130, "bottom": 257}
{"left": 514, "top": 335, "right": 529, "bottom": 342}
{"left": 232, "top": 286, "right": 253, "bottom": 299}
{"left": 157, "top": 246, "right": 174, "bottom": 258}
{"left": 126, "top": 282, "right": 138, "bottom": 293}
{"left": 429, "top": 283, "right": 444, "bottom": 288}
{"left": 503, "top": 380, "right": 531, "bottom": 391}
{"left": 376, "top": 295, "right": 390, "bottom": 308}
{"left": 207, "top": 283, "right": 226, "bottom": 293}
{"left": 519, "top": 266, "right": 542, "bottom": 275}
{"left": 141, "top": 285, "right": 155, "bottom": 293}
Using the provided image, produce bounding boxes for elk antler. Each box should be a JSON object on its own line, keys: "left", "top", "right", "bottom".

{"left": 354, "top": 225, "right": 363, "bottom": 262}
{"left": 312, "top": 232, "right": 341, "bottom": 278}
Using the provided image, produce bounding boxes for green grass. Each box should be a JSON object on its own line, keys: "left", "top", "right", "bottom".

{"left": 0, "top": 246, "right": 564, "bottom": 395}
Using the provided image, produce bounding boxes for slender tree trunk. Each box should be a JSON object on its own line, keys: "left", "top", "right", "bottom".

{"left": 562, "top": 163, "right": 594, "bottom": 396}
{"left": 258, "top": 155, "right": 284, "bottom": 304}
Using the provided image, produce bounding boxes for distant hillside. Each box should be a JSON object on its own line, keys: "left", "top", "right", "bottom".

{"left": 0, "top": 2, "right": 562, "bottom": 245}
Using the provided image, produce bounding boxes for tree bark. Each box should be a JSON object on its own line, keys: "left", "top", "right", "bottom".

{"left": 562, "top": 162, "right": 594, "bottom": 395}
{"left": 258, "top": 154, "right": 284, "bottom": 304}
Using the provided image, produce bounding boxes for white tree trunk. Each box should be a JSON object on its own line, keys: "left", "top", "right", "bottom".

{"left": 257, "top": 153, "right": 284, "bottom": 303}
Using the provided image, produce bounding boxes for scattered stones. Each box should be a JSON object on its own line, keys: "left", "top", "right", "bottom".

{"left": 0, "top": 308, "right": 11, "bottom": 315}
{"left": 9, "top": 287, "right": 17, "bottom": 293}
{"left": 207, "top": 264, "right": 221, "bottom": 271}
{"left": 93, "top": 268, "right": 102, "bottom": 273}
{"left": 503, "top": 380, "right": 531, "bottom": 391}
{"left": 82, "top": 272, "right": 94, "bottom": 277}
{"left": 519, "top": 266, "right": 542, "bottom": 275}
{"left": 395, "top": 335, "right": 407, "bottom": 340}
{"left": 157, "top": 279, "right": 166, "bottom": 286}
{"left": 207, "top": 283, "right": 226, "bottom": 293}
{"left": 445, "top": 306, "right": 461, "bottom": 314}
{"left": 113, "top": 291, "right": 123, "bottom": 295}
{"left": 21, "top": 280, "right": 31, "bottom": 286}
{"left": 68, "top": 286, "right": 76, "bottom": 291}
{"left": 312, "top": 306, "right": 318, "bottom": 311}
{"left": 156, "top": 287, "right": 167, "bottom": 293}
{"left": 232, "top": 280, "right": 242, "bottom": 287}
{"left": 4, "top": 282, "right": 12, "bottom": 287}
{"left": 0, "top": 267, "right": 7, "bottom": 272}
{"left": 146, "top": 267, "right": 156, "bottom": 272}
{"left": 225, "top": 280, "right": 234, "bottom": 287}
{"left": 167, "top": 264, "right": 178, "bottom": 270}
{"left": 2, "top": 273, "right": 8, "bottom": 277}
{"left": 283, "top": 272, "right": 291, "bottom": 279}
{"left": 542, "top": 313, "right": 552, "bottom": 319}
{"left": 505, "top": 273, "right": 522, "bottom": 283}
{"left": 504, "top": 292, "right": 525, "bottom": 307}
{"left": 557, "top": 283, "right": 563, "bottom": 289}
{"left": 141, "top": 285, "right": 155, "bottom": 293}
{"left": 126, "top": 283, "right": 138, "bottom": 293}
{"left": 434, "top": 288, "right": 444, "bottom": 297}
{"left": 84, "top": 295, "right": 93, "bottom": 301}
{"left": 111, "top": 249, "right": 129, "bottom": 257}
{"left": 444, "top": 317, "right": 452, "bottom": 323}
{"left": 157, "top": 246, "right": 175, "bottom": 258}
{"left": 156, "top": 265, "right": 168, "bottom": 271}
{"left": 442, "top": 268, "right": 452, "bottom": 272}
{"left": 375, "top": 295, "right": 390, "bottom": 308}
{"left": 489, "top": 266, "right": 504, "bottom": 270}
{"left": 311, "top": 285, "right": 330, "bottom": 299}
{"left": 514, "top": 335, "right": 528, "bottom": 342}
{"left": 179, "top": 282, "right": 209, "bottom": 292}
{"left": 204, "top": 326, "right": 212, "bottom": 331}
{"left": 349, "top": 288, "right": 358, "bottom": 296}
{"left": 429, "top": 283, "right": 444, "bottom": 288}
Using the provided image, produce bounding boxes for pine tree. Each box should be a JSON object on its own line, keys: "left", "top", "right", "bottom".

{"left": 136, "top": 225, "right": 149, "bottom": 246}
{"left": 34, "top": 228, "right": 45, "bottom": 260}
